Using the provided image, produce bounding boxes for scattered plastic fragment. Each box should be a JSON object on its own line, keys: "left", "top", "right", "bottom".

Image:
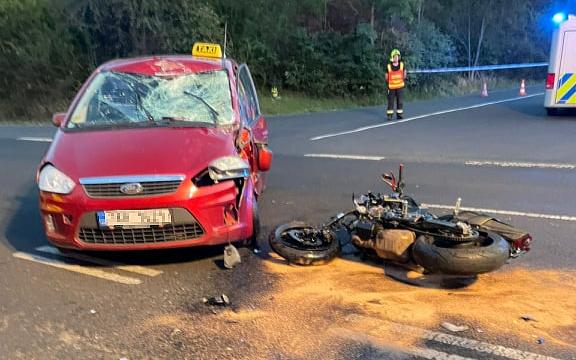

{"left": 441, "top": 322, "right": 469, "bottom": 332}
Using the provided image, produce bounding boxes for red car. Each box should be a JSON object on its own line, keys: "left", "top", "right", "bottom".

{"left": 37, "top": 43, "right": 272, "bottom": 251}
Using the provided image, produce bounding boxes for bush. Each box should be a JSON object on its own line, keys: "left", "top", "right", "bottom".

{"left": 0, "top": 0, "right": 82, "bottom": 118}
{"left": 282, "top": 24, "right": 385, "bottom": 97}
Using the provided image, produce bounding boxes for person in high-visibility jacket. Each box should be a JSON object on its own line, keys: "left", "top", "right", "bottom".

{"left": 386, "top": 49, "right": 407, "bottom": 120}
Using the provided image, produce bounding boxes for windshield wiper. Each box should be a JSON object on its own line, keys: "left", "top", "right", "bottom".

{"left": 158, "top": 117, "right": 215, "bottom": 127}
{"left": 182, "top": 90, "right": 220, "bottom": 122}
{"left": 135, "top": 93, "right": 155, "bottom": 123}
{"left": 113, "top": 72, "right": 155, "bottom": 122}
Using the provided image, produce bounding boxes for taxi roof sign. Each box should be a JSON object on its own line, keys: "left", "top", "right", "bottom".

{"left": 192, "top": 42, "right": 223, "bottom": 59}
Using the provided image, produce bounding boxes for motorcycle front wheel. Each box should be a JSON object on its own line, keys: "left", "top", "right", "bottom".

{"left": 269, "top": 221, "right": 340, "bottom": 265}
{"left": 411, "top": 232, "right": 510, "bottom": 275}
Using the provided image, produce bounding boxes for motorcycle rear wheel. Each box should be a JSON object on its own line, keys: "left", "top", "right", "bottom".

{"left": 269, "top": 221, "right": 340, "bottom": 266}
{"left": 411, "top": 232, "right": 510, "bottom": 275}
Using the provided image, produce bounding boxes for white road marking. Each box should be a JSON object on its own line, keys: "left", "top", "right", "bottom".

{"left": 13, "top": 252, "right": 142, "bottom": 285}
{"left": 35, "top": 246, "right": 162, "bottom": 277}
{"left": 302, "top": 153, "right": 576, "bottom": 171}
{"left": 465, "top": 160, "right": 576, "bottom": 170}
{"left": 16, "top": 137, "right": 53, "bottom": 142}
{"left": 332, "top": 327, "right": 477, "bottom": 359}
{"left": 304, "top": 153, "right": 385, "bottom": 161}
{"left": 422, "top": 203, "right": 576, "bottom": 222}
{"left": 310, "top": 93, "right": 544, "bottom": 141}
{"left": 412, "top": 347, "right": 477, "bottom": 360}
{"left": 344, "top": 314, "right": 560, "bottom": 360}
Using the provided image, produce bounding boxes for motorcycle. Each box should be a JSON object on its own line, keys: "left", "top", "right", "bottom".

{"left": 269, "top": 164, "right": 532, "bottom": 275}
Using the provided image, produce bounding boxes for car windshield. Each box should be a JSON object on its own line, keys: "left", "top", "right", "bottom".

{"left": 66, "top": 70, "right": 234, "bottom": 128}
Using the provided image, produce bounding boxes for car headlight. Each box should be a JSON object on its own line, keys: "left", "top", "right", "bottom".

{"left": 208, "top": 156, "right": 250, "bottom": 182}
{"left": 38, "top": 165, "right": 76, "bottom": 194}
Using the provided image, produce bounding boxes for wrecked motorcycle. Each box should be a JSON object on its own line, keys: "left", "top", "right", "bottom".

{"left": 269, "top": 165, "right": 532, "bottom": 275}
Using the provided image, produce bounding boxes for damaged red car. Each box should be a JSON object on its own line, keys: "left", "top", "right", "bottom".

{"left": 37, "top": 43, "right": 272, "bottom": 251}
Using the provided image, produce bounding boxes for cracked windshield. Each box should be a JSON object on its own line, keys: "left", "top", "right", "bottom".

{"left": 67, "top": 70, "right": 233, "bottom": 128}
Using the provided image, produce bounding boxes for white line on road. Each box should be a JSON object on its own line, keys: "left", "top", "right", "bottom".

{"left": 332, "top": 327, "right": 477, "bottom": 360}
{"left": 331, "top": 327, "right": 477, "bottom": 360}
{"left": 304, "top": 153, "right": 385, "bottom": 161}
{"left": 412, "top": 347, "right": 477, "bottom": 360}
{"left": 36, "top": 246, "right": 162, "bottom": 277}
{"left": 302, "top": 153, "right": 576, "bottom": 171}
{"left": 344, "top": 314, "right": 560, "bottom": 360}
{"left": 465, "top": 160, "right": 576, "bottom": 170}
{"left": 422, "top": 203, "right": 576, "bottom": 222}
{"left": 13, "top": 252, "right": 142, "bottom": 285}
{"left": 310, "top": 93, "right": 544, "bottom": 141}
{"left": 16, "top": 137, "right": 53, "bottom": 142}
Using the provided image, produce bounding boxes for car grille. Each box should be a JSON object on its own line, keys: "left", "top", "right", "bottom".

{"left": 83, "top": 180, "right": 182, "bottom": 198}
{"left": 78, "top": 223, "right": 204, "bottom": 245}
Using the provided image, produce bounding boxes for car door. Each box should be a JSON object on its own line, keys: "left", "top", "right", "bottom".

{"left": 237, "top": 65, "right": 270, "bottom": 194}
{"left": 237, "top": 65, "right": 268, "bottom": 145}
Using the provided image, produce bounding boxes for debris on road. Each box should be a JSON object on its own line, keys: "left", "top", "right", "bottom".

{"left": 224, "top": 244, "right": 241, "bottom": 269}
{"left": 170, "top": 328, "right": 182, "bottom": 338}
{"left": 203, "top": 294, "right": 231, "bottom": 307}
{"left": 90, "top": 309, "right": 97, "bottom": 314}
{"left": 441, "top": 322, "right": 469, "bottom": 332}
{"left": 537, "top": 337, "right": 545, "bottom": 345}
{"left": 521, "top": 315, "right": 537, "bottom": 322}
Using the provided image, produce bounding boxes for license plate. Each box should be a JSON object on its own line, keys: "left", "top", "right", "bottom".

{"left": 97, "top": 209, "right": 172, "bottom": 228}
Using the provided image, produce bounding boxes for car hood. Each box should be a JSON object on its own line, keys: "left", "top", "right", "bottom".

{"left": 45, "top": 126, "right": 237, "bottom": 179}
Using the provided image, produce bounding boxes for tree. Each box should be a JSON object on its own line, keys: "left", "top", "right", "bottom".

{"left": 0, "top": 0, "right": 82, "bottom": 117}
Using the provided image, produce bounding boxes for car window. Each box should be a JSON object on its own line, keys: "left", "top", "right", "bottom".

{"left": 237, "top": 65, "right": 260, "bottom": 124}
{"left": 67, "top": 70, "right": 234, "bottom": 129}
{"left": 237, "top": 80, "right": 251, "bottom": 126}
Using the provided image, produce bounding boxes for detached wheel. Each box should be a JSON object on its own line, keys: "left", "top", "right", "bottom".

{"left": 411, "top": 232, "right": 510, "bottom": 275}
{"left": 269, "top": 221, "right": 340, "bottom": 265}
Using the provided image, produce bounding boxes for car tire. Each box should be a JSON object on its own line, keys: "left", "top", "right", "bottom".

{"left": 269, "top": 221, "right": 340, "bottom": 266}
{"left": 411, "top": 232, "right": 510, "bottom": 275}
{"left": 546, "top": 107, "right": 559, "bottom": 116}
{"left": 242, "top": 199, "right": 260, "bottom": 248}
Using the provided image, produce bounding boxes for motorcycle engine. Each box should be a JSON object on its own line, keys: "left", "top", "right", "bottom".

{"left": 354, "top": 220, "right": 378, "bottom": 240}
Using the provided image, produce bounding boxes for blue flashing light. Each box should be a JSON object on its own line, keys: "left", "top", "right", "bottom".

{"left": 553, "top": 12, "right": 566, "bottom": 24}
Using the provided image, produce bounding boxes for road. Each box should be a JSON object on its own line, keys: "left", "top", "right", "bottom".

{"left": 1, "top": 87, "right": 575, "bottom": 359}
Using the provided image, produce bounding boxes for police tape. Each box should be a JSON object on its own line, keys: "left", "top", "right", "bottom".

{"left": 408, "top": 62, "right": 548, "bottom": 74}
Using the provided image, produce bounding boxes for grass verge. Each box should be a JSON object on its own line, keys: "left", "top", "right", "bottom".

{"left": 1, "top": 77, "right": 542, "bottom": 123}
{"left": 260, "top": 77, "right": 541, "bottom": 116}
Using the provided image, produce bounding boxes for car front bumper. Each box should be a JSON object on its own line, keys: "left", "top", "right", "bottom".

{"left": 39, "top": 178, "right": 255, "bottom": 251}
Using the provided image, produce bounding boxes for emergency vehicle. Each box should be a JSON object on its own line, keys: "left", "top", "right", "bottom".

{"left": 545, "top": 14, "right": 576, "bottom": 115}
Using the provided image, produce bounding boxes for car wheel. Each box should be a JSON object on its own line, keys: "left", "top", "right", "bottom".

{"left": 242, "top": 199, "right": 260, "bottom": 248}
{"left": 546, "top": 107, "right": 559, "bottom": 116}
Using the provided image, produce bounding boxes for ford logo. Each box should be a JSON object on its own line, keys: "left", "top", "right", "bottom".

{"left": 120, "top": 183, "right": 143, "bottom": 195}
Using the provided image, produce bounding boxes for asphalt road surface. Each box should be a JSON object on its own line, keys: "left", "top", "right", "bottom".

{"left": 1, "top": 87, "right": 575, "bottom": 359}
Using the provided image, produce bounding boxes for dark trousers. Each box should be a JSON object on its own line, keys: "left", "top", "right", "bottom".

{"left": 386, "top": 88, "right": 404, "bottom": 117}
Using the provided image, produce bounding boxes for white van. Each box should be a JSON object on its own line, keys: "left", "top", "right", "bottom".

{"left": 545, "top": 14, "right": 576, "bottom": 115}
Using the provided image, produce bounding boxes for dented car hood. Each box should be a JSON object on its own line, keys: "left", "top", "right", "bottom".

{"left": 44, "top": 127, "right": 237, "bottom": 180}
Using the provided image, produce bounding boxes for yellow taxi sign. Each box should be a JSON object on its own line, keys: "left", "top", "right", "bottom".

{"left": 192, "top": 42, "right": 223, "bottom": 59}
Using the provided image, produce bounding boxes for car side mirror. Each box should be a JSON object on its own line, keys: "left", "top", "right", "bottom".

{"left": 52, "top": 113, "right": 66, "bottom": 127}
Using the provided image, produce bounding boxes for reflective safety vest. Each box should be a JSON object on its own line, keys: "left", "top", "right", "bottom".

{"left": 387, "top": 62, "right": 405, "bottom": 90}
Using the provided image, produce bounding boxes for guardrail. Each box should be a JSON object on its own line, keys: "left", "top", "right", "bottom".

{"left": 408, "top": 62, "right": 548, "bottom": 74}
